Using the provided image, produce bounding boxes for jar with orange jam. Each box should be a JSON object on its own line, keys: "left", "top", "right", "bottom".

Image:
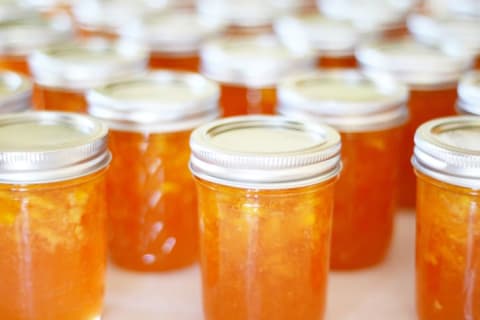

{"left": 0, "top": 71, "right": 32, "bottom": 112}
{"left": 201, "top": 35, "right": 315, "bottom": 117}
{"left": 87, "top": 71, "right": 219, "bottom": 272}
{"left": 408, "top": 13, "right": 480, "bottom": 70}
{"left": 357, "top": 37, "right": 472, "bottom": 209}
{"left": 190, "top": 116, "right": 341, "bottom": 320}
{"left": 120, "top": 10, "right": 224, "bottom": 72}
{"left": 457, "top": 72, "right": 480, "bottom": 115}
{"left": 0, "top": 112, "right": 111, "bottom": 320}
{"left": 413, "top": 116, "right": 480, "bottom": 320}
{"left": 0, "top": 13, "right": 72, "bottom": 75}
{"left": 28, "top": 40, "right": 147, "bottom": 113}
{"left": 278, "top": 70, "right": 408, "bottom": 269}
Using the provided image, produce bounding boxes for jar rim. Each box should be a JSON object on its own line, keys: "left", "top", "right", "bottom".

{"left": 0, "top": 71, "right": 32, "bottom": 113}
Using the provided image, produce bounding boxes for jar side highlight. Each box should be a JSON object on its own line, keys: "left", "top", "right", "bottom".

{"left": 196, "top": 178, "right": 336, "bottom": 320}
{"left": 331, "top": 126, "right": 403, "bottom": 269}
{"left": 107, "top": 129, "right": 198, "bottom": 271}
{"left": 415, "top": 171, "right": 480, "bottom": 320}
{"left": 0, "top": 169, "right": 108, "bottom": 320}
{"left": 220, "top": 85, "right": 277, "bottom": 117}
{"left": 398, "top": 86, "right": 458, "bottom": 209}
{"left": 33, "top": 84, "right": 87, "bottom": 113}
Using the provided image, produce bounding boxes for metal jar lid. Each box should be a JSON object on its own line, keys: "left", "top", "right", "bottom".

{"left": 28, "top": 39, "right": 148, "bottom": 91}
{"left": 0, "top": 14, "right": 73, "bottom": 56}
{"left": 0, "top": 112, "right": 111, "bottom": 184}
{"left": 275, "top": 13, "right": 366, "bottom": 57}
{"left": 356, "top": 37, "right": 473, "bottom": 88}
{"left": 457, "top": 72, "right": 480, "bottom": 115}
{"left": 87, "top": 71, "right": 220, "bottom": 133}
{"left": 278, "top": 70, "right": 409, "bottom": 132}
{"left": 201, "top": 35, "right": 316, "bottom": 88}
{"left": 190, "top": 115, "right": 342, "bottom": 189}
{"left": 120, "top": 10, "right": 225, "bottom": 55}
{"left": 413, "top": 116, "right": 480, "bottom": 189}
{"left": 0, "top": 71, "right": 32, "bottom": 112}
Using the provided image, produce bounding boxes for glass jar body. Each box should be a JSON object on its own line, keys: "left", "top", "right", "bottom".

{"left": 317, "top": 54, "right": 357, "bottom": 69}
{"left": 220, "top": 84, "right": 276, "bottom": 117}
{"left": 149, "top": 52, "right": 200, "bottom": 72}
{"left": 0, "top": 170, "right": 108, "bottom": 320}
{"left": 33, "top": 84, "right": 87, "bottom": 113}
{"left": 107, "top": 129, "right": 197, "bottom": 271}
{"left": 0, "top": 55, "right": 30, "bottom": 75}
{"left": 196, "top": 178, "right": 336, "bottom": 320}
{"left": 415, "top": 172, "right": 480, "bottom": 320}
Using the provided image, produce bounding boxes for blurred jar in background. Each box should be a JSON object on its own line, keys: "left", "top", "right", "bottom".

{"left": 197, "top": 0, "right": 314, "bottom": 36}
{"left": 88, "top": 71, "right": 219, "bottom": 272}
{"left": 201, "top": 35, "right": 315, "bottom": 117}
{"left": 0, "top": 13, "right": 72, "bottom": 75}
{"left": 408, "top": 13, "right": 480, "bottom": 69}
{"left": 275, "top": 13, "right": 365, "bottom": 69}
{"left": 357, "top": 37, "right": 472, "bottom": 209}
{"left": 317, "top": 0, "right": 417, "bottom": 39}
{"left": 190, "top": 116, "right": 341, "bottom": 320}
{"left": 120, "top": 10, "right": 225, "bottom": 72}
{"left": 29, "top": 40, "right": 147, "bottom": 113}
{"left": 19, "top": 0, "right": 77, "bottom": 17}
{"left": 0, "top": 71, "right": 32, "bottom": 112}
{"left": 446, "top": 0, "right": 480, "bottom": 18}
{"left": 0, "top": 112, "right": 111, "bottom": 320}
{"left": 278, "top": 70, "right": 408, "bottom": 269}
{"left": 413, "top": 116, "right": 480, "bottom": 320}
{"left": 0, "top": 0, "right": 33, "bottom": 22}
{"left": 457, "top": 72, "right": 480, "bottom": 115}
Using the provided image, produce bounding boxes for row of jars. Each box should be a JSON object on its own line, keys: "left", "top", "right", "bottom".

{"left": 1, "top": 64, "right": 480, "bottom": 319}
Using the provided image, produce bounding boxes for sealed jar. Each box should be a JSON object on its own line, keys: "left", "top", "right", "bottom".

{"left": 87, "top": 71, "right": 219, "bottom": 272}
{"left": 0, "top": 71, "right": 32, "bottom": 112}
{"left": 275, "top": 13, "right": 365, "bottom": 69}
{"left": 0, "top": 112, "right": 110, "bottom": 320}
{"left": 318, "top": 0, "right": 416, "bottom": 39}
{"left": 0, "top": 14, "right": 72, "bottom": 75}
{"left": 190, "top": 116, "right": 341, "bottom": 320}
{"left": 120, "top": 10, "right": 224, "bottom": 72}
{"left": 201, "top": 35, "right": 315, "bottom": 117}
{"left": 29, "top": 40, "right": 148, "bottom": 113}
{"left": 408, "top": 14, "right": 480, "bottom": 70}
{"left": 278, "top": 70, "right": 408, "bottom": 269}
{"left": 412, "top": 116, "right": 480, "bottom": 320}
{"left": 458, "top": 72, "right": 480, "bottom": 115}
{"left": 357, "top": 37, "right": 472, "bottom": 209}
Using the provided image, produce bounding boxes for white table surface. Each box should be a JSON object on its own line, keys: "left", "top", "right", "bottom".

{"left": 103, "top": 213, "right": 416, "bottom": 320}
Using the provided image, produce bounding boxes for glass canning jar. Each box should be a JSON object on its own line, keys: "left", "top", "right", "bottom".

{"left": 28, "top": 39, "right": 148, "bottom": 113}
{"left": 0, "top": 71, "right": 32, "bottom": 112}
{"left": 0, "top": 111, "right": 111, "bottom": 320}
{"left": 0, "top": 13, "right": 72, "bottom": 75}
{"left": 87, "top": 71, "right": 219, "bottom": 272}
{"left": 457, "top": 71, "right": 480, "bottom": 115}
{"left": 278, "top": 70, "right": 408, "bottom": 269}
{"left": 275, "top": 13, "right": 365, "bottom": 69}
{"left": 357, "top": 37, "right": 473, "bottom": 209}
{"left": 120, "top": 10, "right": 225, "bottom": 72}
{"left": 190, "top": 116, "right": 341, "bottom": 320}
{"left": 412, "top": 116, "right": 480, "bottom": 320}
{"left": 201, "top": 34, "right": 315, "bottom": 117}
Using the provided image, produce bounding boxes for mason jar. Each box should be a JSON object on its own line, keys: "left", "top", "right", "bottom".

{"left": 29, "top": 39, "right": 148, "bottom": 113}
{"left": 357, "top": 37, "right": 472, "bottom": 209}
{"left": 0, "top": 112, "right": 111, "bottom": 319}
{"left": 190, "top": 116, "right": 341, "bottom": 320}
{"left": 201, "top": 35, "right": 315, "bottom": 117}
{"left": 0, "top": 71, "right": 32, "bottom": 112}
{"left": 413, "top": 116, "right": 480, "bottom": 320}
{"left": 120, "top": 10, "right": 225, "bottom": 72}
{"left": 88, "top": 71, "right": 219, "bottom": 272}
{"left": 278, "top": 70, "right": 408, "bottom": 269}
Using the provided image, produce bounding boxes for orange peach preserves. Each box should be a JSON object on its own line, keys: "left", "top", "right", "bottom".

{"left": 275, "top": 13, "right": 360, "bottom": 70}
{"left": 0, "top": 14, "right": 72, "bottom": 75}
{"left": 278, "top": 70, "right": 408, "bottom": 269}
{"left": 0, "top": 112, "right": 111, "bottom": 320}
{"left": 28, "top": 40, "right": 147, "bottom": 112}
{"left": 120, "top": 11, "right": 224, "bottom": 72}
{"left": 190, "top": 116, "right": 342, "bottom": 320}
{"left": 201, "top": 35, "right": 315, "bottom": 117}
{"left": 87, "top": 71, "right": 219, "bottom": 271}
{"left": 413, "top": 117, "right": 480, "bottom": 320}
{"left": 357, "top": 37, "right": 472, "bottom": 209}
